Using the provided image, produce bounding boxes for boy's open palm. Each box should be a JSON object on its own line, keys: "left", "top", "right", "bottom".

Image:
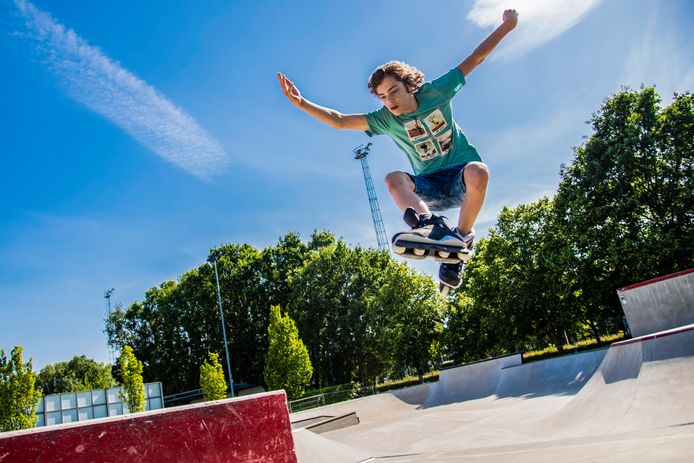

{"left": 277, "top": 72, "right": 303, "bottom": 107}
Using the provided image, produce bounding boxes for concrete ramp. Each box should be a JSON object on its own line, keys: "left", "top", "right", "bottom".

{"left": 618, "top": 268, "right": 694, "bottom": 336}
{"left": 424, "top": 353, "right": 521, "bottom": 407}
{"left": 293, "top": 327, "right": 694, "bottom": 462}
{"left": 293, "top": 429, "right": 372, "bottom": 463}
{"left": 291, "top": 270, "right": 694, "bottom": 461}
{"left": 535, "top": 324, "right": 694, "bottom": 438}
{"left": 495, "top": 347, "right": 607, "bottom": 399}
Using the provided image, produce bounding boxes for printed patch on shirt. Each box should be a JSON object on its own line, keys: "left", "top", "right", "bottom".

{"left": 424, "top": 109, "right": 447, "bottom": 135}
{"left": 404, "top": 120, "right": 428, "bottom": 141}
{"left": 415, "top": 139, "right": 439, "bottom": 161}
{"left": 437, "top": 129, "right": 453, "bottom": 154}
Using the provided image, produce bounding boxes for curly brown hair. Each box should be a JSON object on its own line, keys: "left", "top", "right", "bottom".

{"left": 367, "top": 61, "right": 425, "bottom": 96}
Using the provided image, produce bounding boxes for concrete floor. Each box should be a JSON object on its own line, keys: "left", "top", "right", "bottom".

{"left": 292, "top": 325, "right": 694, "bottom": 462}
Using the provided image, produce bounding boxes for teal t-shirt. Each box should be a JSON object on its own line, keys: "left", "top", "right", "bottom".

{"left": 365, "top": 67, "right": 481, "bottom": 176}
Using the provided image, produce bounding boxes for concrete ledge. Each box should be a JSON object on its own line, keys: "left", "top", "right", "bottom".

{"left": 304, "top": 412, "right": 359, "bottom": 434}
{"left": 0, "top": 390, "right": 296, "bottom": 463}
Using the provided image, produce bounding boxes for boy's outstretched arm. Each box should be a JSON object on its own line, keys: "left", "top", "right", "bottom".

{"left": 277, "top": 73, "right": 369, "bottom": 130}
{"left": 458, "top": 9, "right": 519, "bottom": 77}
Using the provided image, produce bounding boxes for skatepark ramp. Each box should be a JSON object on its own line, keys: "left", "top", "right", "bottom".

{"left": 292, "top": 269, "right": 694, "bottom": 461}
{"left": 534, "top": 324, "right": 694, "bottom": 438}
{"left": 617, "top": 268, "right": 694, "bottom": 336}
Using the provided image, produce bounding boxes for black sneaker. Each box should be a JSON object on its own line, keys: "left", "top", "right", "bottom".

{"left": 439, "top": 261, "right": 463, "bottom": 289}
{"left": 391, "top": 208, "right": 465, "bottom": 247}
{"left": 452, "top": 227, "right": 475, "bottom": 251}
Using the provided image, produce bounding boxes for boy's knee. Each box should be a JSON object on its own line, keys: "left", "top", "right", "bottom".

{"left": 384, "top": 171, "right": 412, "bottom": 191}
{"left": 464, "top": 163, "right": 490, "bottom": 191}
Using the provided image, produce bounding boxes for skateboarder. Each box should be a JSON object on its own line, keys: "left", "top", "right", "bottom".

{"left": 278, "top": 9, "right": 519, "bottom": 292}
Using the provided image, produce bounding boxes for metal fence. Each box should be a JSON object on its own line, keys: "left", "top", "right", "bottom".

{"left": 288, "top": 385, "right": 377, "bottom": 413}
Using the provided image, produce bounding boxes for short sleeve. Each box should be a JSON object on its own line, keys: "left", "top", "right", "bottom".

{"left": 429, "top": 67, "right": 466, "bottom": 100}
{"left": 364, "top": 106, "right": 391, "bottom": 137}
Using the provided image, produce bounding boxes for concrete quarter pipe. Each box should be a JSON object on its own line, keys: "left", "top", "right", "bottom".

{"left": 293, "top": 270, "right": 694, "bottom": 462}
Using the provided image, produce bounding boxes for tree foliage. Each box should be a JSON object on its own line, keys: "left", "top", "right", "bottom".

{"left": 446, "top": 88, "right": 693, "bottom": 357}
{"left": 199, "top": 352, "right": 228, "bottom": 401}
{"left": 118, "top": 346, "right": 145, "bottom": 413}
{"left": 555, "top": 88, "right": 693, "bottom": 326}
{"left": 36, "top": 356, "right": 116, "bottom": 395}
{"left": 0, "top": 346, "right": 41, "bottom": 432}
{"left": 264, "top": 305, "right": 312, "bottom": 400}
{"left": 106, "top": 231, "right": 443, "bottom": 394}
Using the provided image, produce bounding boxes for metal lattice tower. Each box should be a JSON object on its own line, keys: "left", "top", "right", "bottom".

{"left": 354, "top": 143, "right": 389, "bottom": 250}
{"left": 104, "top": 288, "right": 116, "bottom": 364}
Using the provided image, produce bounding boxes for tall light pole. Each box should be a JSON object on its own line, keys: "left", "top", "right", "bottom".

{"left": 104, "top": 288, "right": 116, "bottom": 363}
{"left": 212, "top": 259, "right": 236, "bottom": 397}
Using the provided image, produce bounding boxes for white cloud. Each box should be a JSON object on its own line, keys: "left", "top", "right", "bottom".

{"left": 467, "top": 0, "right": 604, "bottom": 60}
{"left": 11, "top": 0, "right": 229, "bottom": 179}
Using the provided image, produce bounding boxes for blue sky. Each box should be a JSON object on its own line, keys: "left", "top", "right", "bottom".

{"left": 1, "top": 0, "right": 692, "bottom": 371}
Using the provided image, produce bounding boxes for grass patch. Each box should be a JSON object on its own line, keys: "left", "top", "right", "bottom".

{"left": 522, "top": 332, "right": 627, "bottom": 363}
{"left": 375, "top": 371, "right": 439, "bottom": 393}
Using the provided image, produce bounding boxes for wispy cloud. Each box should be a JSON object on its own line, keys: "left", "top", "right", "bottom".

{"left": 620, "top": 6, "right": 694, "bottom": 97}
{"left": 9, "top": 0, "right": 229, "bottom": 179}
{"left": 467, "top": 0, "right": 604, "bottom": 60}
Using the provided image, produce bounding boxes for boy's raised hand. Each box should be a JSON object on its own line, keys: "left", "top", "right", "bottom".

{"left": 277, "top": 72, "right": 303, "bottom": 108}
{"left": 502, "top": 9, "right": 519, "bottom": 27}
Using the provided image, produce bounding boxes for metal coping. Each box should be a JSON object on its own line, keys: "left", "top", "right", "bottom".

{"left": 617, "top": 268, "right": 694, "bottom": 292}
{"left": 611, "top": 324, "right": 694, "bottom": 347}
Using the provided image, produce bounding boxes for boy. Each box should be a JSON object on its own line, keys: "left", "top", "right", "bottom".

{"left": 278, "top": 9, "right": 519, "bottom": 291}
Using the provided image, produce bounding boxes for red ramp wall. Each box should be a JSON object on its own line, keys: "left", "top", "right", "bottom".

{"left": 0, "top": 390, "right": 296, "bottom": 463}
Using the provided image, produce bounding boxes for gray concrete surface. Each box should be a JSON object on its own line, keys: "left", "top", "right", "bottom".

{"left": 292, "top": 326, "right": 694, "bottom": 462}
{"left": 618, "top": 268, "right": 694, "bottom": 337}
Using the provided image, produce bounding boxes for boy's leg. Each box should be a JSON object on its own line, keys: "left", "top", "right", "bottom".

{"left": 384, "top": 171, "right": 430, "bottom": 214}
{"left": 457, "top": 162, "right": 490, "bottom": 235}
{"left": 440, "top": 162, "right": 490, "bottom": 292}
{"left": 387, "top": 170, "right": 466, "bottom": 258}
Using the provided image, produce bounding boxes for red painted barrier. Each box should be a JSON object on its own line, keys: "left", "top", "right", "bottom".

{"left": 0, "top": 390, "right": 297, "bottom": 462}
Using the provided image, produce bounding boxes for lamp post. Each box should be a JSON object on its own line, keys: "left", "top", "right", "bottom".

{"left": 212, "top": 259, "right": 235, "bottom": 397}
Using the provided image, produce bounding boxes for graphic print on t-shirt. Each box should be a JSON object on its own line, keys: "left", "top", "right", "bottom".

{"left": 437, "top": 129, "right": 453, "bottom": 154}
{"left": 415, "top": 139, "right": 438, "bottom": 160}
{"left": 425, "top": 109, "right": 447, "bottom": 134}
{"left": 404, "top": 120, "right": 427, "bottom": 141}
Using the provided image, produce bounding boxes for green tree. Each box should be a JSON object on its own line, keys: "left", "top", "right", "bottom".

{"left": 287, "top": 237, "right": 396, "bottom": 387}
{"left": 555, "top": 88, "right": 693, "bottom": 329}
{"left": 105, "top": 230, "right": 443, "bottom": 394}
{"left": 375, "top": 261, "right": 445, "bottom": 382}
{"left": 200, "top": 352, "right": 228, "bottom": 401}
{"left": 118, "top": 346, "right": 145, "bottom": 413}
{"left": 36, "top": 356, "right": 116, "bottom": 395}
{"left": 264, "top": 305, "right": 312, "bottom": 400}
{"left": 0, "top": 346, "right": 41, "bottom": 432}
{"left": 460, "top": 198, "right": 584, "bottom": 354}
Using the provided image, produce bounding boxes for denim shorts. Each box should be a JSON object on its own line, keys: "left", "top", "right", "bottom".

{"left": 407, "top": 163, "right": 468, "bottom": 212}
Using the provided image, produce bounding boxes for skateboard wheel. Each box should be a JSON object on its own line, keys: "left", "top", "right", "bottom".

{"left": 457, "top": 252, "right": 469, "bottom": 261}
{"left": 392, "top": 245, "right": 406, "bottom": 254}
{"left": 438, "top": 250, "right": 450, "bottom": 258}
{"left": 413, "top": 248, "right": 426, "bottom": 256}
{"left": 439, "top": 284, "right": 450, "bottom": 297}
